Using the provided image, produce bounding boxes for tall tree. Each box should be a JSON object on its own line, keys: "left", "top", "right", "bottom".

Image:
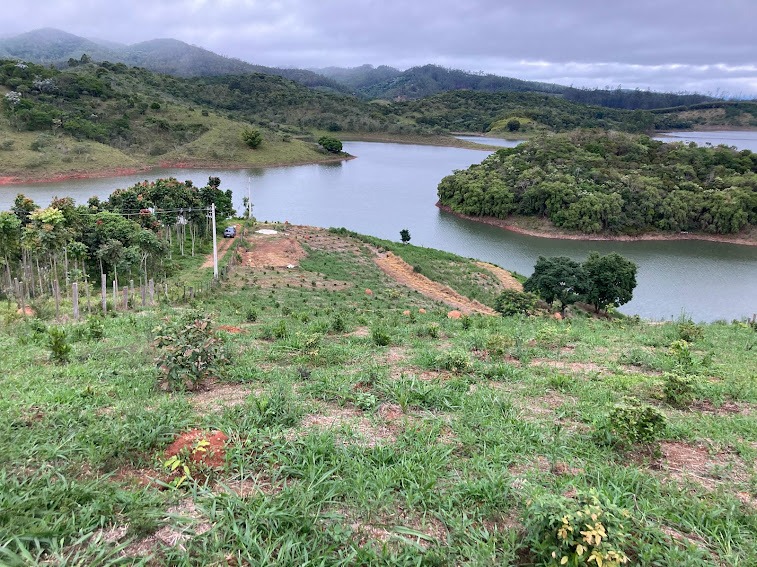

{"left": 524, "top": 256, "right": 587, "bottom": 313}
{"left": 582, "top": 252, "right": 638, "bottom": 313}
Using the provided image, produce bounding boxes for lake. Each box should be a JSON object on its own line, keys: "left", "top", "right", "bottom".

{"left": 1, "top": 134, "right": 755, "bottom": 322}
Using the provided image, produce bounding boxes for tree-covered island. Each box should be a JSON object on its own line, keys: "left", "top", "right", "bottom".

{"left": 437, "top": 130, "right": 757, "bottom": 238}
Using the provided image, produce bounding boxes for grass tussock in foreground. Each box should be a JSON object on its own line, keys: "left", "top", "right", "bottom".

{"left": 0, "top": 224, "right": 756, "bottom": 566}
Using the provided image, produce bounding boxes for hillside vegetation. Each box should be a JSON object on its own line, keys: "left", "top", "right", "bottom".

{"left": 0, "top": 220, "right": 756, "bottom": 564}
{"left": 438, "top": 130, "right": 757, "bottom": 236}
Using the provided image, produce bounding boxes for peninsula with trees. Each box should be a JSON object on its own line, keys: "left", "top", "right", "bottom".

{"left": 437, "top": 130, "right": 757, "bottom": 243}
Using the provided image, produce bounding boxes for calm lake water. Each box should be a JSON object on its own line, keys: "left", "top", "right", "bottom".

{"left": 1, "top": 134, "right": 755, "bottom": 322}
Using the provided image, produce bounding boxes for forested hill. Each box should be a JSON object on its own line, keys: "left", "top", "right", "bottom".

{"left": 319, "top": 64, "right": 717, "bottom": 110}
{"left": 0, "top": 28, "right": 350, "bottom": 93}
{"left": 437, "top": 130, "right": 757, "bottom": 236}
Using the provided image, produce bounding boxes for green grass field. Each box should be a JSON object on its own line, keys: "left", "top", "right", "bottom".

{"left": 1, "top": 225, "right": 756, "bottom": 565}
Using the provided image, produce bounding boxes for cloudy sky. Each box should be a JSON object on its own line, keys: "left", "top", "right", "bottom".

{"left": 2, "top": 0, "right": 756, "bottom": 96}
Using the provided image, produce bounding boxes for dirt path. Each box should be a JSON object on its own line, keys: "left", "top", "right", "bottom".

{"left": 201, "top": 225, "right": 239, "bottom": 269}
{"left": 475, "top": 262, "right": 523, "bottom": 292}
{"left": 374, "top": 252, "right": 498, "bottom": 315}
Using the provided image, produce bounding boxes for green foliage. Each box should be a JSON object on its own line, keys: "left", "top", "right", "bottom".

{"left": 317, "top": 136, "right": 342, "bottom": 153}
{"left": 244, "top": 307, "right": 258, "bottom": 323}
{"left": 399, "top": 228, "right": 411, "bottom": 243}
{"left": 437, "top": 349, "right": 472, "bottom": 372}
{"left": 663, "top": 372, "right": 696, "bottom": 407}
{"left": 154, "top": 313, "right": 229, "bottom": 391}
{"left": 494, "top": 289, "right": 539, "bottom": 316}
{"left": 47, "top": 326, "right": 71, "bottom": 364}
{"left": 677, "top": 319, "right": 704, "bottom": 342}
{"left": 523, "top": 490, "right": 631, "bottom": 566}
{"left": 604, "top": 397, "right": 667, "bottom": 446}
{"left": 524, "top": 256, "right": 586, "bottom": 311}
{"left": 371, "top": 326, "right": 391, "bottom": 346}
{"left": 438, "top": 130, "right": 757, "bottom": 235}
{"left": 241, "top": 126, "right": 263, "bottom": 149}
{"left": 669, "top": 339, "right": 695, "bottom": 374}
{"left": 583, "top": 252, "right": 638, "bottom": 312}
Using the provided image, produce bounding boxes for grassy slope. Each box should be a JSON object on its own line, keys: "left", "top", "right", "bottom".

{"left": 0, "top": 225, "right": 756, "bottom": 564}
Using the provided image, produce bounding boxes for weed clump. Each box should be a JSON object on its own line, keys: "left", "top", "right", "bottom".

{"left": 47, "top": 326, "right": 71, "bottom": 364}
{"left": 154, "top": 313, "right": 229, "bottom": 391}
{"left": 601, "top": 397, "right": 667, "bottom": 449}
{"left": 494, "top": 289, "right": 539, "bottom": 316}
{"left": 523, "top": 490, "right": 631, "bottom": 566}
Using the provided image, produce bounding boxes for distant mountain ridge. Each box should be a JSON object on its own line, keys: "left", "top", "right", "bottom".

{"left": 0, "top": 28, "right": 351, "bottom": 93}
{"left": 317, "top": 64, "right": 716, "bottom": 110}
{"left": 2, "top": 28, "right": 719, "bottom": 111}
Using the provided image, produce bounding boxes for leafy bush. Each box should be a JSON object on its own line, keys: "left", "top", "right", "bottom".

{"left": 244, "top": 308, "right": 258, "bottom": 323}
{"left": 47, "top": 326, "right": 71, "bottom": 364}
{"left": 154, "top": 314, "right": 229, "bottom": 391}
{"left": 668, "top": 339, "right": 694, "bottom": 373}
{"left": 241, "top": 127, "right": 263, "bottom": 149}
{"left": 494, "top": 289, "right": 539, "bottom": 316}
{"left": 438, "top": 350, "right": 472, "bottom": 373}
{"left": 604, "top": 397, "right": 667, "bottom": 446}
{"left": 318, "top": 136, "right": 342, "bottom": 153}
{"left": 676, "top": 319, "right": 704, "bottom": 342}
{"left": 331, "top": 312, "right": 346, "bottom": 333}
{"left": 523, "top": 490, "right": 631, "bottom": 566}
{"left": 371, "top": 326, "right": 391, "bottom": 346}
{"left": 663, "top": 372, "right": 696, "bottom": 407}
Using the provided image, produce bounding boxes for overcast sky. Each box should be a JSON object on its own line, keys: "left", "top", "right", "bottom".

{"left": 2, "top": 0, "right": 756, "bottom": 96}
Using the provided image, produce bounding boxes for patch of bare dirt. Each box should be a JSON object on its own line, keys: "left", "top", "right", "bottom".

{"left": 217, "top": 325, "right": 244, "bottom": 334}
{"left": 299, "top": 402, "right": 418, "bottom": 447}
{"left": 117, "top": 499, "right": 212, "bottom": 558}
{"left": 214, "top": 472, "right": 285, "bottom": 498}
{"left": 659, "top": 441, "right": 749, "bottom": 492}
{"left": 530, "top": 359, "right": 607, "bottom": 374}
{"left": 348, "top": 326, "right": 370, "bottom": 337}
{"left": 373, "top": 251, "right": 497, "bottom": 315}
{"left": 691, "top": 399, "right": 751, "bottom": 415}
{"left": 164, "top": 429, "right": 228, "bottom": 470}
{"left": 336, "top": 507, "right": 447, "bottom": 549}
{"left": 188, "top": 382, "right": 259, "bottom": 413}
{"left": 242, "top": 234, "right": 306, "bottom": 268}
{"left": 384, "top": 346, "right": 408, "bottom": 363}
{"left": 474, "top": 261, "right": 523, "bottom": 292}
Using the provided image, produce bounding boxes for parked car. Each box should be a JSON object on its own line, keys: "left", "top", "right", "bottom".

{"left": 223, "top": 226, "right": 236, "bottom": 238}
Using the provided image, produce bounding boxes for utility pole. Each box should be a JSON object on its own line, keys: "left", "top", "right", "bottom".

{"left": 247, "top": 178, "right": 252, "bottom": 220}
{"left": 211, "top": 203, "right": 218, "bottom": 279}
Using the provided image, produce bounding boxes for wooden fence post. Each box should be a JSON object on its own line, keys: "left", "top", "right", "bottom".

{"left": 53, "top": 279, "right": 60, "bottom": 319}
{"left": 149, "top": 279, "right": 155, "bottom": 305}
{"left": 101, "top": 274, "right": 107, "bottom": 314}
{"left": 122, "top": 287, "right": 129, "bottom": 311}
{"left": 72, "top": 282, "right": 79, "bottom": 320}
{"left": 112, "top": 280, "right": 118, "bottom": 309}
{"left": 141, "top": 285, "right": 146, "bottom": 307}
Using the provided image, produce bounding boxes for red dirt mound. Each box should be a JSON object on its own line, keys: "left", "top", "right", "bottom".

{"left": 164, "top": 429, "right": 228, "bottom": 469}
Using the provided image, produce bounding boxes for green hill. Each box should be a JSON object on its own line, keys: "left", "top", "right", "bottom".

{"left": 0, "top": 217, "right": 755, "bottom": 564}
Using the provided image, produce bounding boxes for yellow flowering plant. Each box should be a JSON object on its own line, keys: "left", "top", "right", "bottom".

{"left": 524, "top": 490, "right": 631, "bottom": 566}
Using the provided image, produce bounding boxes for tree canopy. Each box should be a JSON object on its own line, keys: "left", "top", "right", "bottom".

{"left": 438, "top": 130, "right": 757, "bottom": 235}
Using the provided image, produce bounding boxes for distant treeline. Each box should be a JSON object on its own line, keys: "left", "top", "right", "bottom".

{"left": 437, "top": 130, "right": 757, "bottom": 235}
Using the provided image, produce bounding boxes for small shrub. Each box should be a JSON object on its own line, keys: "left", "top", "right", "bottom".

{"left": 669, "top": 339, "right": 694, "bottom": 373}
{"left": 604, "top": 397, "right": 667, "bottom": 447}
{"left": 245, "top": 308, "right": 258, "bottom": 323}
{"left": 663, "top": 372, "right": 696, "bottom": 407}
{"left": 523, "top": 490, "right": 631, "bottom": 566}
{"left": 85, "top": 316, "right": 105, "bottom": 340}
{"left": 676, "top": 319, "right": 704, "bottom": 342}
{"left": 486, "top": 334, "right": 515, "bottom": 357}
{"left": 331, "top": 312, "right": 346, "bottom": 333}
{"left": 47, "top": 326, "right": 71, "bottom": 364}
{"left": 438, "top": 350, "right": 472, "bottom": 373}
{"left": 371, "top": 326, "right": 391, "bottom": 346}
{"left": 154, "top": 314, "right": 229, "bottom": 391}
{"left": 494, "top": 290, "right": 539, "bottom": 316}
{"left": 0, "top": 139, "right": 15, "bottom": 151}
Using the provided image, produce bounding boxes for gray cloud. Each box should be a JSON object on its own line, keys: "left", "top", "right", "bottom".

{"left": 2, "top": 0, "right": 755, "bottom": 95}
